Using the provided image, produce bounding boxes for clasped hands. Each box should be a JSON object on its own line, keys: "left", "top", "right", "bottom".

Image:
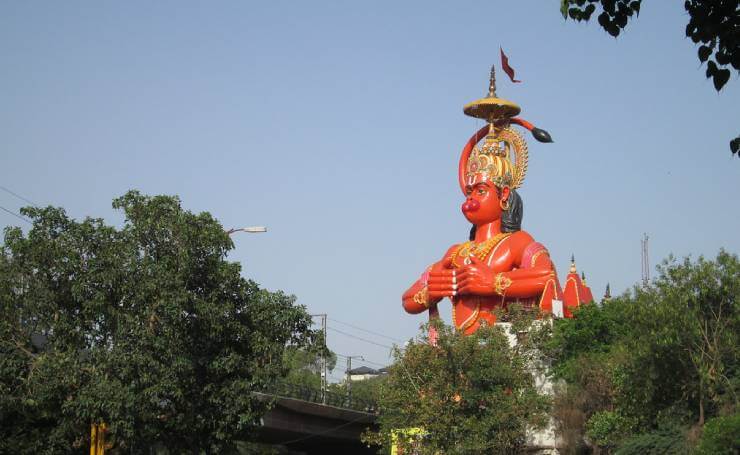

{"left": 427, "top": 255, "right": 499, "bottom": 299}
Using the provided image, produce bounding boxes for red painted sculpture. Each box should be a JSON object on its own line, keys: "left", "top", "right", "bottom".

{"left": 402, "top": 66, "right": 563, "bottom": 335}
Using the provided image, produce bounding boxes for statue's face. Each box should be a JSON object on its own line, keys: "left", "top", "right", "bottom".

{"left": 461, "top": 181, "right": 509, "bottom": 226}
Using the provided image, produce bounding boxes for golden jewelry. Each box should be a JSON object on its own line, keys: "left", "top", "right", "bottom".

{"left": 449, "top": 232, "right": 510, "bottom": 268}
{"left": 494, "top": 272, "right": 512, "bottom": 295}
{"left": 464, "top": 127, "right": 529, "bottom": 189}
{"left": 460, "top": 301, "right": 481, "bottom": 331}
{"left": 413, "top": 286, "right": 430, "bottom": 308}
{"left": 450, "top": 297, "right": 480, "bottom": 332}
{"left": 500, "top": 198, "right": 510, "bottom": 211}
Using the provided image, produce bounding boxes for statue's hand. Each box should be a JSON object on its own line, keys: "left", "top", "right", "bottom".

{"left": 427, "top": 257, "right": 457, "bottom": 300}
{"left": 457, "top": 255, "right": 498, "bottom": 297}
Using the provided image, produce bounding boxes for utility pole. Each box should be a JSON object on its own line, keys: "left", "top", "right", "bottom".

{"left": 310, "top": 314, "right": 327, "bottom": 404}
{"left": 641, "top": 233, "right": 650, "bottom": 287}
{"left": 346, "top": 355, "right": 364, "bottom": 405}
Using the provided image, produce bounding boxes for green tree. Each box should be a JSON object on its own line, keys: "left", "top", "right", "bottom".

{"left": 0, "top": 191, "right": 316, "bottom": 454}
{"left": 344, "top": 374, "right": 386, "bottom": 405}
{"left": 363, "top": 322, "right": 549, "bottom": 454}
{"left": 546, "top": 298, "right": 632, "bottom": 381}
{"left": 559, "top": 0, "right": 740, "bottom": 157}
{"left": 282, "top": 335, "right": 337, "bottom": 390}
{"left": 328, "top": 373, "right": 386, "bottom": 410}
{"left": 547, "top": 250, "right": 739, "bottom": 453}
{"left": 618, "top": 251, "right": 739, "bottom": 427}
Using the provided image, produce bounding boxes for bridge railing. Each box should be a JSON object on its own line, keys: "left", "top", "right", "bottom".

{"left": 268, "top": 382, "right": 378, "bottom": 414}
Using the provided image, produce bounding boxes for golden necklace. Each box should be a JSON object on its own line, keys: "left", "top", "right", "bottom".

{"left": 449, "top": 232, "right": 511, "bottom": 268}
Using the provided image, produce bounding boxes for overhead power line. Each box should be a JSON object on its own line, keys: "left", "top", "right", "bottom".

{"left": 327, "top": 327, "right": 394, "bottom": 350}
{"left": 335, "top": 354, "right": 388, "bottom": 368}
{"left": 0, "top": 205, "right": 32, "bottom": 225}
{"left": 328, "top": 317, "right": 404, "bottom": 343}
{"left": 0, "top": 185, "right": 38, "bottom": 207}
{"left": 356, "top": 358, "right": 389, "bottom": 368}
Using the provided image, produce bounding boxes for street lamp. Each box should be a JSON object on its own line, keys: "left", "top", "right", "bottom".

{"left": 226, "top": 226, "right": 267, "bottom": 235}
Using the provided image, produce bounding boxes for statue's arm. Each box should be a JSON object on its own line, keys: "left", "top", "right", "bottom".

{"left": 402, "top": 245, "right": 458, "bottom": 314}
{"left": 495, "top": 236, "right": 555, "bottom": 298}
{"left": 402, "top": 278, "right": 436, "bottom": 314}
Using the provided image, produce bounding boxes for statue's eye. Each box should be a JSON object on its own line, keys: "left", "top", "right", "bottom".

{"left": 477, "top": 188, "right": 487, "bottom": 195}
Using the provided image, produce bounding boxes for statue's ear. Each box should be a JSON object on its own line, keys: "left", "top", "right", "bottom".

{"left": 500, "top": 185, "right": 511, "bottom": 202}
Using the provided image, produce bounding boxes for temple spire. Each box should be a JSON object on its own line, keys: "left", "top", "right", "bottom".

{"left": 603, "top": 283, "right": 611, "bottom": 301}
{"left": 569, "top": 254, "right": 577, "bottom": 274}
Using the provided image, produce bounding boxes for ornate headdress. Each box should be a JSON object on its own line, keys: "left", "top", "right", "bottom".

{"left": 458, "top": 66, "right": 534, "bottom": 193}
{"left": 464, "top": 126, "right": 528, "bottom": 189}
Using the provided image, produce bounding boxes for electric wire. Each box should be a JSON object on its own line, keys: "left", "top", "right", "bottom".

{"left": 356, "top": 358, "right": 389, "bottom": 368}
{"left": 328, "top": 317, "right": 404, "bottom": 343}
{"left": 327, "top": 326, "right": 394, "bottom": 350}
{"left": 0, "top": 205, "right": 32, "bottom": 225}
{"left": 335, "top": 354, "right": 388, "bottom": 369}
{"left": 0, "top": 185, "right": 38, "bottom": 207}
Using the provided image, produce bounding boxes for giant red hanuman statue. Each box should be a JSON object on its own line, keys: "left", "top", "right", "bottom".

{"left": 402, "top": 66, "right": 562, "bottom": 335}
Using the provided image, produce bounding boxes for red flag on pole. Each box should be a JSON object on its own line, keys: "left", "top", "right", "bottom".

{"left": 500, "top": 47, "right": 521, "bottom": 83}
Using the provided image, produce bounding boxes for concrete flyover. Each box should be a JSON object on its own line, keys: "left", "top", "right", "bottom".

{"left": 254, "top": 393, "right": 377, "bottom": 454}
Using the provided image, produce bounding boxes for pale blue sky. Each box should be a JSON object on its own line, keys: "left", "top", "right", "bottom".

{"left": 2, "top": 1, "right": 738, "bottom": 376}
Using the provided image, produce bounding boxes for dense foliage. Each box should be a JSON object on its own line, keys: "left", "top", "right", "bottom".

{"left": 363, "top": 322, "right": 549, "bottom": 454}
{"left": 282, "top": 333, "right": 336, "bottom": 390}
{"left": 339, "top": 374, "right": 386, "bottom": 405}
{"left": 546, "top": 250, "right": 739, "bottom": 453}
{"left": 694, "top": 413, "right": 740, "bottom": 455}
{"left": 0, "top": 191, "right": 316, "bottom": 454}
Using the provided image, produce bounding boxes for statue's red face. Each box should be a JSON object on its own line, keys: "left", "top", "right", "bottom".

{"left": 461, "top": 181, "right": 509, "bottom": 226}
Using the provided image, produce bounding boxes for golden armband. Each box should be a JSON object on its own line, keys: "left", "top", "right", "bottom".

{"left": 413, "top": 286, "right": 430, "bottom": 308}
{"left": 494, "top": 273, "right": 512, "bottom": 295}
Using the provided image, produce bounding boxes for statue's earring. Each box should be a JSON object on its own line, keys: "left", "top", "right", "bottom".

{"left": 500, "top": 198, "right": 510, "bottom": 211}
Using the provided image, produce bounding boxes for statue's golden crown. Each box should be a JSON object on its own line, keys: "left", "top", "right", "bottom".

{"left": 465, "top": 127, "right": 528, "bottom": 189}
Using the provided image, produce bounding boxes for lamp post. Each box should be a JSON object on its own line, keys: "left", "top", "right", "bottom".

{"left": 226, "top": 226, "right": 267, "bottom": 235}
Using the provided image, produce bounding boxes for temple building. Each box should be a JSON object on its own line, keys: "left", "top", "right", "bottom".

{"left": 560, "top": 255, "right": 594, "bottom": 318}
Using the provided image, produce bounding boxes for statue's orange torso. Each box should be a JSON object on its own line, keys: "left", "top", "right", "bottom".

{"left": 402, "top": 229, "right": 561, "bottom": 335}
{"left": 447, "top": 233, "right": 536, "bottom": 334}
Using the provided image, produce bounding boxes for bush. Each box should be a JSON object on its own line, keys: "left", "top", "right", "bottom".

{"left": 614, "top": 427, "right": 688, "bottom": 455}
{"left": 585, "top": 410, "right": 634, "bottom": 449}
{"left": 694, "top": 413, "right": 740, "bottom": 455}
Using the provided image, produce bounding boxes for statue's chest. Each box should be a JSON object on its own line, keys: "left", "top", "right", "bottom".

{"left": 447, "top": 234, "right": 519, "bottom": 331}
{"left": 449, "top": 233, "right": 513, "bottom": 270}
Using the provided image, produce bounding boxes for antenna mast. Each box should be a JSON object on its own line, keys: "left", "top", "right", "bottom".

{"left": 641, "top": 233, "right": 650, "bottom": 287}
